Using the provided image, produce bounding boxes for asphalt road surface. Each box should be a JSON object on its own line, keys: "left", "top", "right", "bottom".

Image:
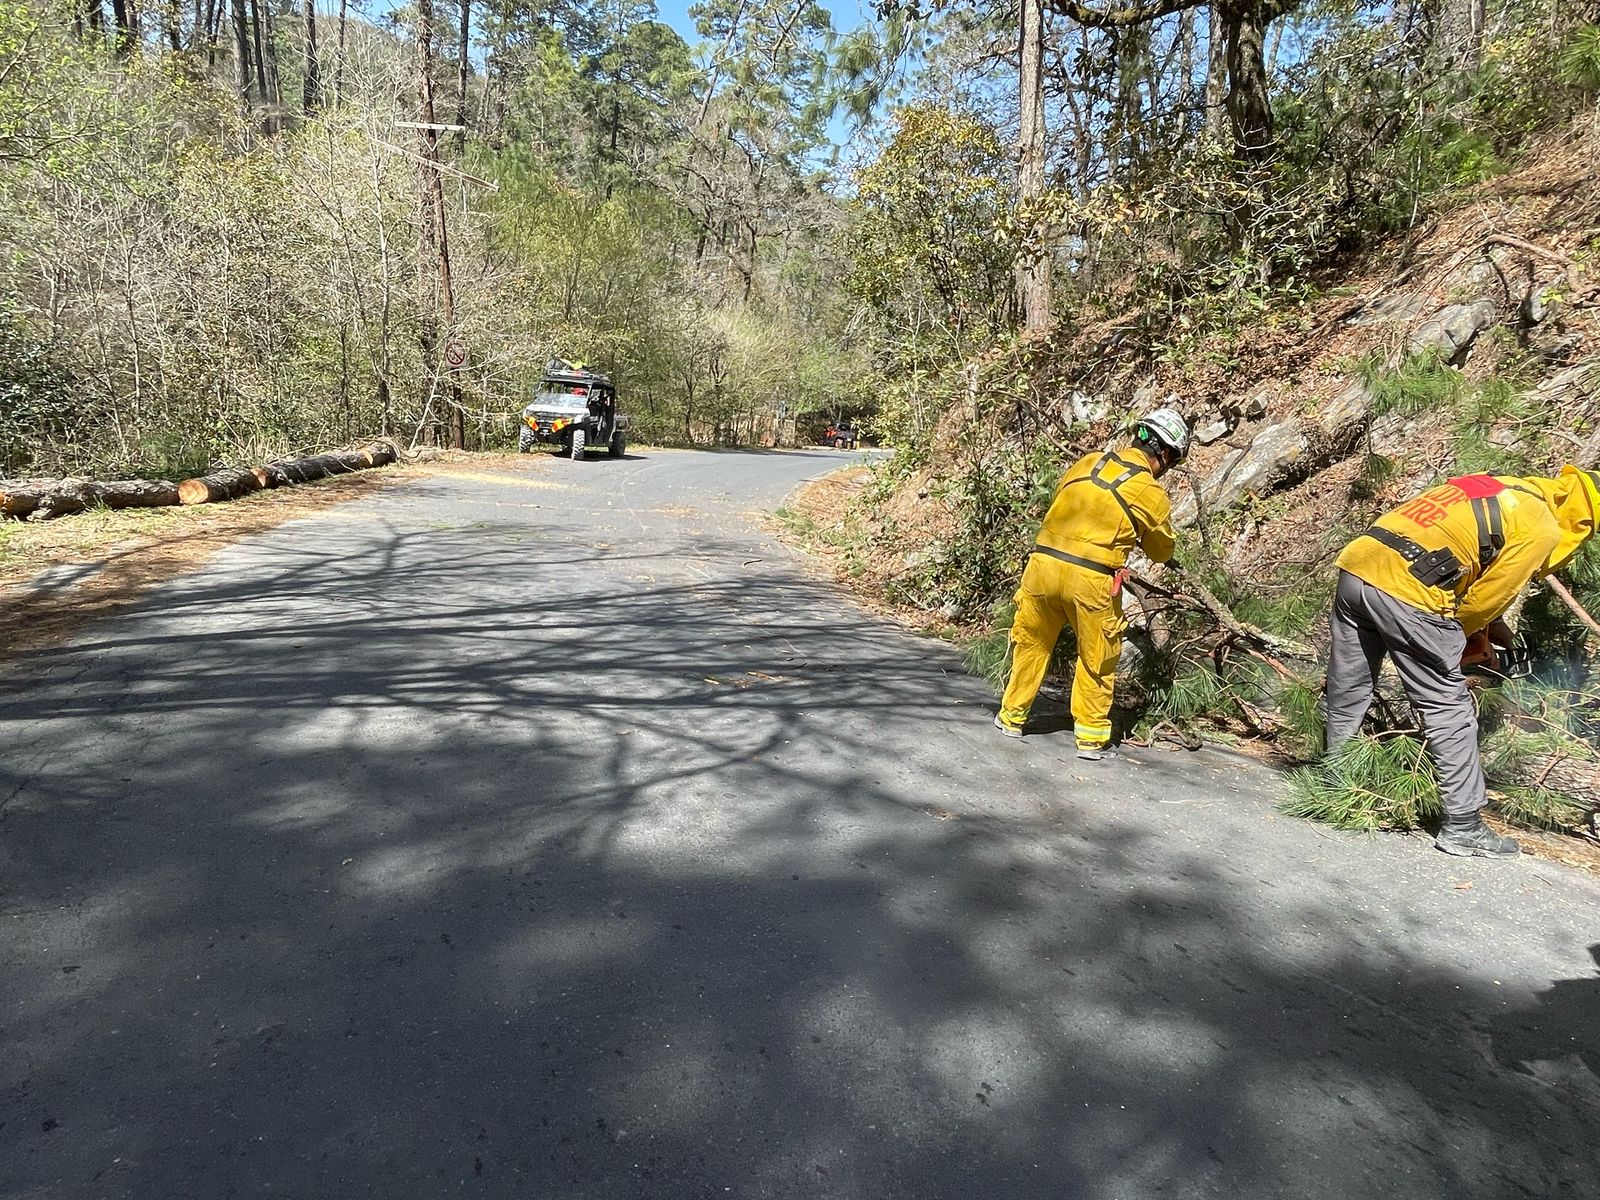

{"left": 3, "top": 449, "right": 1599, "bottom": 1200}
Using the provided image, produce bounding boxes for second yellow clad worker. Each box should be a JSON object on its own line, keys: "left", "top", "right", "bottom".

{"left": 1325, "top": 465, "right": 1600, "bottom": 858}
{"left": 994, "top": 409, "right": 1188, "bottom": 759}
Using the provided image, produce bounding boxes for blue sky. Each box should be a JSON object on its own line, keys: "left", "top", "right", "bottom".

{"left": 653, "top": 0, "right": 875, "bottom": 48}
{"left": 652, "top": 0, "right": 880, "bottom": 151}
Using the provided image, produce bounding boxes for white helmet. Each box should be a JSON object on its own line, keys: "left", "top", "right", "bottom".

{"left": 1134, "top": 407, "right": 1190, "bottom": 462}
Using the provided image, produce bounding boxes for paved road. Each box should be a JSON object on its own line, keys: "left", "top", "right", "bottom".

{"left": 3, "top": 449, "right": 1598, "bottom": 1200}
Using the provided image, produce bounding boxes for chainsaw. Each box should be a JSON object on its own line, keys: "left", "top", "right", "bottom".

{"left": 1461, "top": 630, "right": 1534, "bottom": 679}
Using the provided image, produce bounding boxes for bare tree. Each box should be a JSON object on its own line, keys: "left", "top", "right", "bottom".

{"left": 1018, "top": 0, "right": 1051, "bottom": 331}
{"left": 230, "top": 0, "right": 253, "bottom": 103}
{"left": 414, "top": 0, "right": 465, "bottom": 449}
{"left": 455, "top": 0, "right": 470, "bottom": 153}
{"left": 303, "top": 0, "right": 321, "bottom": 112}
{"left": 1050, "top": 0, "right": 1299, "bottom": 161}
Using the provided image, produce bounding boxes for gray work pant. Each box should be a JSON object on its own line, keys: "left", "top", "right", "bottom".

{"left": 1324, "top": 570, "right": 1485, "bottom": 818}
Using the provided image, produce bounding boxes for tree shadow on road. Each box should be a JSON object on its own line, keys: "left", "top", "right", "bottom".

{"left": 2, "top": 515, "right": 1598, "bottom": 1198}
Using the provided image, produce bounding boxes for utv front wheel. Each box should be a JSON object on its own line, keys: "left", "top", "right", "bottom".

{"left": 609, "top": 432, "right": 626, "bottom": 459}
{"left": 569, "top": 429, "right": 587, "bottom": 459}
{"left": 518, "top": 427, "right": 535, "bottom": 453}
{"left": 833, "top": 436, "right": 847, "bottom": 449}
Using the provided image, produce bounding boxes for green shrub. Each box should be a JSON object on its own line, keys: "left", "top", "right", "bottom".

{"left": 1559, "top": 24, "right": 1600, "bottom": 94}
{"left": 1364, "top": 349, "right": 1465, "bottom": 418}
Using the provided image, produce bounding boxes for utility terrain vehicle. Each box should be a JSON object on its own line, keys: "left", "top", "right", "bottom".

{"left": 518, "top": 362, "right": 630, "bottom": 459}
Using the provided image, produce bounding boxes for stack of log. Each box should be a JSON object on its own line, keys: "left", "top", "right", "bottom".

{"left": 1, "top": 441, "right": 399, "bottom": 522}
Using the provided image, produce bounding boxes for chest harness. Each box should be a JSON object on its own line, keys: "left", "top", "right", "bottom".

{"left": 1031, "top": 452, "right": 1149, "bottom": 577}
{"left": 1362, "top": 474, "right": 1533, "bottom": 590}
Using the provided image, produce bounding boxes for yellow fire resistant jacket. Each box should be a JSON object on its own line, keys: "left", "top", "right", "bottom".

{"left": 1336, "top": 466, "right": 1599, "bottom": 634}
{"left": 1034, "top": 448, "right": 1176, "bottom": 571}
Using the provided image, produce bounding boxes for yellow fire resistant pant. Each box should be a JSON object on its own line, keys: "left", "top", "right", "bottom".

{"left": 998, "top": 553, "right": 1126, "bottom": 748}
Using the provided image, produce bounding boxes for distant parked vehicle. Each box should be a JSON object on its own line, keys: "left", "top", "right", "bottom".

{"left": 823, "top": 423, "right": 859, "bottom": 450}
{"left": 518, "top": 361, "right": 630, "bottom": 460}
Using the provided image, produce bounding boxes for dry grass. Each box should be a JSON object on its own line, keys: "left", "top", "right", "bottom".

{"left": 0, "top": 453, "right": 560, "bottom": 659}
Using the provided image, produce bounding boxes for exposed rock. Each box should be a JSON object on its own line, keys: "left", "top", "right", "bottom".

{"left": 1531, "top": 359, "right": 1598, "bottom": 406}
{"left": 1069, "top": 390, "right": 1110, "bottom": 423}
{"left": 1520, "top": 289, "right": 1548, "bottom": 327}
{"left": 1244, "top": 392, "right": 1270, "bottom": 420}
{"left": 1194, "top": 418, "right": 1232, "bottom": 446}
{"left": 1368, "top": 411, "right": 1415, "bottom": 457}
{"left": 1171, "top": 377, "right": 1376, "bottom": 527}
{"left": 1314, "top": 380, "right": 1371, "bottom": 437}
{"left": 1345, "top": 290, "right": 1432, "bottom": 328}
{"left": 1409, "top": 299, "right": 1497, "bottom": 363}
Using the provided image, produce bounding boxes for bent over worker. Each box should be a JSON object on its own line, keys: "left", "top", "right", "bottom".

{"left": 1326, "top": 466, "right": 1599, "bottom": 858}
{"left": 994, "top": 409, "right": 1188, "bottom": 760}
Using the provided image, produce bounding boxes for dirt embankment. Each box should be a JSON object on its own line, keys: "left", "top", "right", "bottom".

{"left": 821, "top": 119, "right": 1600, "bottom": 626}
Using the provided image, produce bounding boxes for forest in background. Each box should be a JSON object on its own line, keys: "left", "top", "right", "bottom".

{"left": 0, "top": 0, "right": 884, "bottom": 475}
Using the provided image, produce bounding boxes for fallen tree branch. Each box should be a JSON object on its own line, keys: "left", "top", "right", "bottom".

{"left": 1545, "top": 576, "right": 1600, "bottom": 637}
{"left": 1127, "top": 566, "right": 1317, "bottom": 661}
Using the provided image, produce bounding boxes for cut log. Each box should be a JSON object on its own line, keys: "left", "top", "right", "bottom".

{"left": 1, "top": 477, "right": 180, "bottom": 520}
{"left": 361, "top": 441, "right": 398, "bottom": 467}
{"left": 257, "top": 448, "right": 376, "bottom": 487}
{"left": 6, "top": 440, "right": 395, "bottom": 519}
{"left": 0, "top": 478, "right": 65, "bottom": 518}
{"left": 177, "top": 467, "right": 265, "bottom": 506}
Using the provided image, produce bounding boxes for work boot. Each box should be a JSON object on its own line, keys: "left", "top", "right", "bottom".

{"left": 1435, "top": 811, "right": 1521, "bottom": 858}
{"left": 1075, "top": 744, "right": 1118, "bottom": 762}
{"left": 993, "top": 714, "right": 1024, "bottom": 739}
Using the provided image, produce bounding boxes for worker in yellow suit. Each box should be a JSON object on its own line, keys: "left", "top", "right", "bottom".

{"left": 1326, "top": 466, "right": 1600, "bottom": 858}
{"left": 994, "top": 409, "right": 1188, "bottom": 760}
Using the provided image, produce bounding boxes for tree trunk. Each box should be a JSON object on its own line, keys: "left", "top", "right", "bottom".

{"left": 111, "top": 0, "right": 135, "bottom": 55}
{"left": 249, "top": 0, "right": 269, "bottom": 106}
{"left": 0, "top": 478, "right": 181, "bottom": 521}
{"left": 253, "top": 444, "right": 395, "bottom": 488}
{"left": 205, "top": 0, "right": 223, "bottom": 63}
{"left": 303, "top": 0, "right": 320, "bottom": 112}
{"left": 455, "top": 0, "right": 470, "bottom": 153}
{"left": 1177, "top": 8, "right": 1198, "bottom": 129}
{"left": 163, "top": 0, "right": 180, "bottom": 51}
{"left": 177, "top": 467, "right": 266, "bottom": 506}
{"left": 1203, "top": 3, "right": 1227, "bottom": 145}
{"left": 1221, "top": 0, "right": 1273, "bottom": 161}
{"left": 1491, "top": 752, "right": 1600, "bottom": 821}
{"left": 1017, "top": 0, "right": 1051, "bottom": 333}
{"left": 230, "top": 0, "right": 252, "bottom": 102}
{"left": 414, "top": 0, "right": 465, "bottom": 450}
{"left": 1432, "top": 0, "right": 1486, "bottom": 73}
{"left": 333, "top": 0, "right": 348, "bottom": 104}
{"left": 262, "top": 0, "right": 282, "bottom": 112}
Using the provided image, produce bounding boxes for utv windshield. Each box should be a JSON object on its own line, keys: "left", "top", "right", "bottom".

{"left": 531, "top": 388, "right": 593, "bottom": 410}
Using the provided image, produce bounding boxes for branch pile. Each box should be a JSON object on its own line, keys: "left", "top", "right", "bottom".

{"left": 1129, "top": 565, "right": 1599, "bottom": 837}
{"left": 1, "top": 441, "right": 399, "bottom": 522}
